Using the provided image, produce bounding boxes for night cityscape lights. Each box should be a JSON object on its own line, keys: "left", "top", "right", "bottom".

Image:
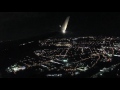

{"left": 4, "top": 36, "right": 120, "bottom": 78}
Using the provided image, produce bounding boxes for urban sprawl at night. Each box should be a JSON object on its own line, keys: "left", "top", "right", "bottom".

{"left": 2, "top": 36, "right": 120, "bottom": 78}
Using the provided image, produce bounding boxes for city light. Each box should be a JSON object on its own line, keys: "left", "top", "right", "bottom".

{"left": 5, "top": 36, "right": 120, "bottom": 77}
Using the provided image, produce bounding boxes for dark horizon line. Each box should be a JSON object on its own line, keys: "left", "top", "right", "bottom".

{"left": 1, "top": 31, "right": 120, "bottom": 42}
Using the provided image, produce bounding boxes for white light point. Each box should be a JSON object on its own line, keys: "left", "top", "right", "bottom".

{"left": 62, "top": 30, "right": 66, "bottom": 34}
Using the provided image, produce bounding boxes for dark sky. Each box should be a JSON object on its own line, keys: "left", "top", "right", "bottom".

{"left": 0, "top": 12, "right": 120, "bottom": 41}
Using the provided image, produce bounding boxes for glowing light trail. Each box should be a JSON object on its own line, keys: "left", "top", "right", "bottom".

{"left": 61, "top": 16, "right": 70, "bottom": 34}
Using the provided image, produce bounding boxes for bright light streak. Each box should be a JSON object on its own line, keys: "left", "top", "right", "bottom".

{"left": 61, "top": 16, "right": 70, "bottom": 34}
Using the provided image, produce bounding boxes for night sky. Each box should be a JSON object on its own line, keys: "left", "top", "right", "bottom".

{"left": 0, "top": 12, "right": 120, "bottom": 41}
